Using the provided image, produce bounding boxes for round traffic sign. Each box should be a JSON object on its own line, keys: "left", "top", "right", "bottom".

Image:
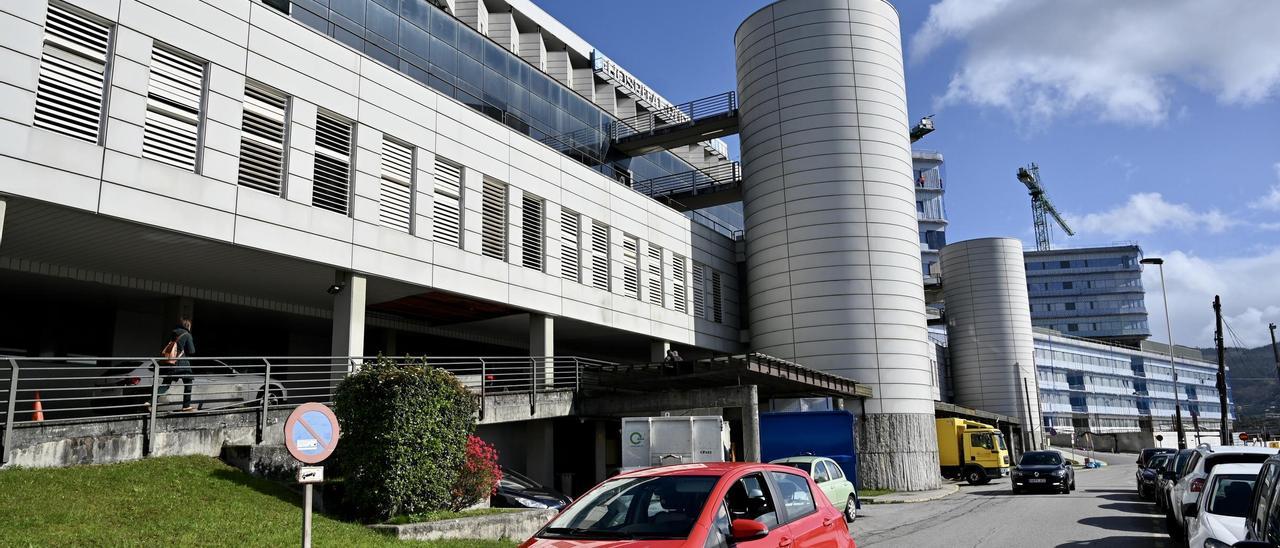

{"left": 284, "top": 403, "right": 340, "bottom": 464}
{"left": 1240, "top": 432, "right": 1250, "bottom": 442}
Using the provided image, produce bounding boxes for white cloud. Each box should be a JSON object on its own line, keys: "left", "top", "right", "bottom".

{"left": 1255, "top": 163, "right": 1280, "bottom": 211}
{"left": 910, "top": 0, "right": 1280, "bottom": 125}
{"left": 1144, "top": 249, "right": 1280, "bottom": 348}
{"left": 1066, "top": 193, "right": 1236, "bottom": 238}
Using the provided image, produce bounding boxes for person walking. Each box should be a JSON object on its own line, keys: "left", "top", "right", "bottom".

{"left": 160, "top": 319, "right": 197, "bottom": 412}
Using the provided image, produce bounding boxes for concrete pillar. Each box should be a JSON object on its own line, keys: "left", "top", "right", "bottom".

{"left": 331, "top": 272, "right": 366, "bottom": 363}
{"left": 594, "top": 421, "right": 607, "bottom": 484}
{"left": 530, "top": 313, "right": 554, "bottom": 387}
{"left": 524, "top": 420, "right": 554, "bottom": 487}
{"left": 650, "top": 340, "right": 670, "bottom": 363}
{"left": 742, "top": 385, "right": 761, "bottom": 462}
{"left": 735, "top": 0, "right": 939, "bottom": 490}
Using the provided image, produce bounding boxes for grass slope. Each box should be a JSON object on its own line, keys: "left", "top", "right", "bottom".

{"left": 0, "top": 456, "right": 518, "bottom": 548}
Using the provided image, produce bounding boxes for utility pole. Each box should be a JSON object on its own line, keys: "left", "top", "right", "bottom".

{"left": 1214, "top": 296, "right": 1229, "bottom": 445}
{"left": 1270, "top": 323, "right": 1279, "bottom": 383}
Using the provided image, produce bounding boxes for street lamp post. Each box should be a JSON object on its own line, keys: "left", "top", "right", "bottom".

{"left": 1141, "top": 257, "right": 1187, "bottom": 450}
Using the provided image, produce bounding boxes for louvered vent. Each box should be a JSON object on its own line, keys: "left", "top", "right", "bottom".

{"left": 648, "top": 244, "right": 663, "bottom": 306}
{"left": 238, "top": 83, "right": 288, "bottom": 195}
{"left": 672, "top": 254, "right": 688, "bottom": 313}
{"left": 312, "top": 111, "right": 352, "bottom": 215}
{"left": 590, "top": 221, "right": 609, "bottom": 291}
{"left": 143, "top": 45, "right": 205, "bottom": 171}
{"left": 481, "top": 179, "right": 507, "bottom": 260}
{"left": 433, "top": 159, "right": 463, "bottom": 247}
{"left": 379, "top": 138, "right": 414, "bottom": 232}
{"left": 33, "top": 3, "right": 112, "bottom": 144}
{"left": 561, "top": 209, "right": 581, "bottom": 282}
{"left": 622, "top": 235, "right": 640, "bottom": 300}
{"left": 711, "top": 270, "right": 723, "bottom": 323}
{"left": 692, "top": 262, "right": 706, "bottom": 319}
{"left": 521, "top": 194, "right": 544, "bottom": 271}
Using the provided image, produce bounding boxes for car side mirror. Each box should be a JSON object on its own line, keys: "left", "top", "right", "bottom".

{"left": 730, "top": 519, "right": 769, "bottom": 541}
{"left": 1183, "top": 503, "right": 1198, "bottom": 519}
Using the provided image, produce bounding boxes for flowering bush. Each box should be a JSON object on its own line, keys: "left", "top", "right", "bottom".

{"left": 449, "top": 435, "right": 503, "bottom": 511}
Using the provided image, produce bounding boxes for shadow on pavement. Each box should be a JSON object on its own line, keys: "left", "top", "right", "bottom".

{"left": 1099, "top": 502, "right": 1161, "bottom": 515}
{"left": 1097, "top": 493, "right": 1145, "bottom": 502}
{"left": 1078, "top": 515, "right": 1164, "bottom": 534}
{"left": 1056, "top": 535, "right": 1170, "bottom": 547}
{"left": 1084, "top": 489, "right": 1134, "bottom": 494}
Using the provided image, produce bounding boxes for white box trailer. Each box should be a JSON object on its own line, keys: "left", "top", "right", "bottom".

{"left": 621, "top": 416, "right": 730, "bottom": 471}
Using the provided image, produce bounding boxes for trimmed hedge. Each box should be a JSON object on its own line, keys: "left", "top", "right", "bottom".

{"left": 334, "top": 357, "right": 479, "bottom": 522}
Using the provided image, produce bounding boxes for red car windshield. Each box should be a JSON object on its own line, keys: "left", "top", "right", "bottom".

{"left": 541, "top": 475, "right": 718, "bottom": 540}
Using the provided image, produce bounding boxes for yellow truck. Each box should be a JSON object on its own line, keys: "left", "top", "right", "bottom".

{"left": 936, "top": 418, "right": 1011, "bottom": 485}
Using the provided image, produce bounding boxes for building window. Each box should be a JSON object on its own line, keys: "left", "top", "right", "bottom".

{"left": 142, "top": 44, "right": 206, "bottom": 171}
{"left": 590, "top": 221, "right": 610, "bottom": 291}
{"left": 622, "top": 235, "right": 640, "bottom": 300}
{"left": 378, "top": 137, "right": 414, "bottom": 232}
{"left": 692, "top": 262, "right": 706, "bottom": 319}
{"left": 647, "top": 244, "right": 663, "bottom": 306}
{"left": 521, "top": 193, "right": 544, "bottom": 271}
{"left": 711, "top": 270, "right": 724, "bottom": 323}
{"left": 259, "top": 0, "right": 290, "bottom": 14}
{"left": 560, "top": 209, "right": 580, "bottom": 282}
{"left": 312, "top": 111, "right": 352, "bottom": 215}
{"left": 481, "top": 179, "right": 507, "bottom": 260}
{"left": 672, "top": 254, "right": 688, "bottom": 314}
{"left": 33, "top": 3, "right": 112, "bottom": 144}
{"left": 432, "top": 158, "right": 463, "bottom": 247}
{"left": 238, "top": 82, "right": 289, "bottom": 195}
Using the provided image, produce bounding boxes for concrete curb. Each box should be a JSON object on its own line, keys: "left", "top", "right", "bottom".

{"left": 369, "top": 509, "right": 556, "bottom": 541}
{"left": 861, "top": 482, "right": 960, "bottom": 504}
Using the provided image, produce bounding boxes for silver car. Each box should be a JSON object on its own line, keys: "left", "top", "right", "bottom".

{"left": 92, "top": 360, "right": 286, "bottom": 413}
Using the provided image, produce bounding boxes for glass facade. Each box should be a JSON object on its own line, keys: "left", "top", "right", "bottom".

{"left": 286, "top": 0, "right": 725, "bottom": 224}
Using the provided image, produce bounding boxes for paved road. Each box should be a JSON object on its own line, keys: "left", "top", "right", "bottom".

{"left": 850, "top": 453, "right": 1172, "bottom": 547}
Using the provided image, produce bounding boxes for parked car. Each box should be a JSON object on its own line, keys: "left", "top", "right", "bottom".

{"left": 1237, "top": 452, "right": 1280, "bottom": 547}
{"left": 770, "top": 455, "right": 859, "bottom": 522}
{"left": 520, "top": 462, "right": 855, "bottom": 547}
{"left": 492, "top": 468, "right": 571, "bottom": 510}
{"left": 1160, "top": 448, "right": 1199, "bottom": 512}
{"left": 1139, "top": 454, "right": 1173, "bottom": 500}
{"left": 1169, "top": 445, "right": 1279, "bottom": 541}
{"left": 1140, "top": 447, "right": 1179, "bottom": 469}
{"left": 1011, "top": 450, "right": 1075, "bottom": 494}
{"left": 1184, "top": 462, "right": 1262, "bottom": 548}
{"left": 91, "top": 360, "right": 286, "bottom": 413}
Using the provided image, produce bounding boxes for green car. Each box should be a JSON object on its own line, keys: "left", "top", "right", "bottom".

{"left": 770, "top": 456, "right": 859, "bottom": 522}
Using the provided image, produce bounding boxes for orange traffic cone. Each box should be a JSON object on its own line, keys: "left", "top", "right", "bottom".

{"left": 31, "top": 391, "right": 44, "bottom": 422}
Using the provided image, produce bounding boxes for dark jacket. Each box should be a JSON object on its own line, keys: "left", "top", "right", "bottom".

{"left": 170, "top": 327, "right": 195, "bottom": 369}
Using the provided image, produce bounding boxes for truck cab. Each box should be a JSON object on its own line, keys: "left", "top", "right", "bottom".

{"left": 936, "top": 418, "right": 1011, "bottom": 485}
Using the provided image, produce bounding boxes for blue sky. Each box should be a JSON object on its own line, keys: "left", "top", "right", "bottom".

{"left": 534, "top": 0, "right": 1280, "bottom": 347}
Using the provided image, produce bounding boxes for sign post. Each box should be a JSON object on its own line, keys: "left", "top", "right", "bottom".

{"left": 284, "top": 403, "right": 340, "bottom": 548}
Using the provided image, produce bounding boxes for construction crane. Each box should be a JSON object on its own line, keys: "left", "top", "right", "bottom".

{"left": 1016, "top": 163, "right": 1074, "bottom": 251}
{"left": 910, "top": 115, "right": 935, "bottom": 143}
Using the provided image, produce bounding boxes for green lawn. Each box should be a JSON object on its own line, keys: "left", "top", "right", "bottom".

{"left": 857, "top": 488, "right": 894, "bottom": 498}
{"left": 0, "top": 456, "right": 518, "bottom": 548}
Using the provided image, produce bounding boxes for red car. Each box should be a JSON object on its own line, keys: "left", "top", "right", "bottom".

{"left": 519, "top": 462, "right": 856, "bottom": 547}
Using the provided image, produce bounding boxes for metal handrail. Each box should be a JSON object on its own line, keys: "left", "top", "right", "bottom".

{"left": 633, "top": 162, "right": 741, "bottom": 199}
{"left": 611, "top": 91, "right": 737, "bottom": 141}
{"left": 0, "top": 355, "right": 615, "bottom": 464}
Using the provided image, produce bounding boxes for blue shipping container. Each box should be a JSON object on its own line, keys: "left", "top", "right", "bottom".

{"left": 759, "top": 410, "right": 859, "bottom": 489}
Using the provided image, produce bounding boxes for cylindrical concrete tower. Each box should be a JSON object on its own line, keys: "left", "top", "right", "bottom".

{"left": 735, "top": 0, "right": 940, "bottom": 490}
{"left": 940, "top": 238, "right": 1043, "bottom": 449}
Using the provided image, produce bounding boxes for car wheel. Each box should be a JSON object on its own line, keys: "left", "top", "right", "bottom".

{"left": 1012, "top": 487, "right": 1022, "bottom": 495}
{"left": 844, "top": 494, "right": 857, "bottom": 523}
{"left": 1070, "top": 479, "right": 1076, "bottom": 491}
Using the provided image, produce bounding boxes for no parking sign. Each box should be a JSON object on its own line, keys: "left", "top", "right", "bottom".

{"left": 285, "top": 403, "right": 340, "bottom": 464}
{"left": 284, "top": 403, "right": 340, "bottom": 548}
